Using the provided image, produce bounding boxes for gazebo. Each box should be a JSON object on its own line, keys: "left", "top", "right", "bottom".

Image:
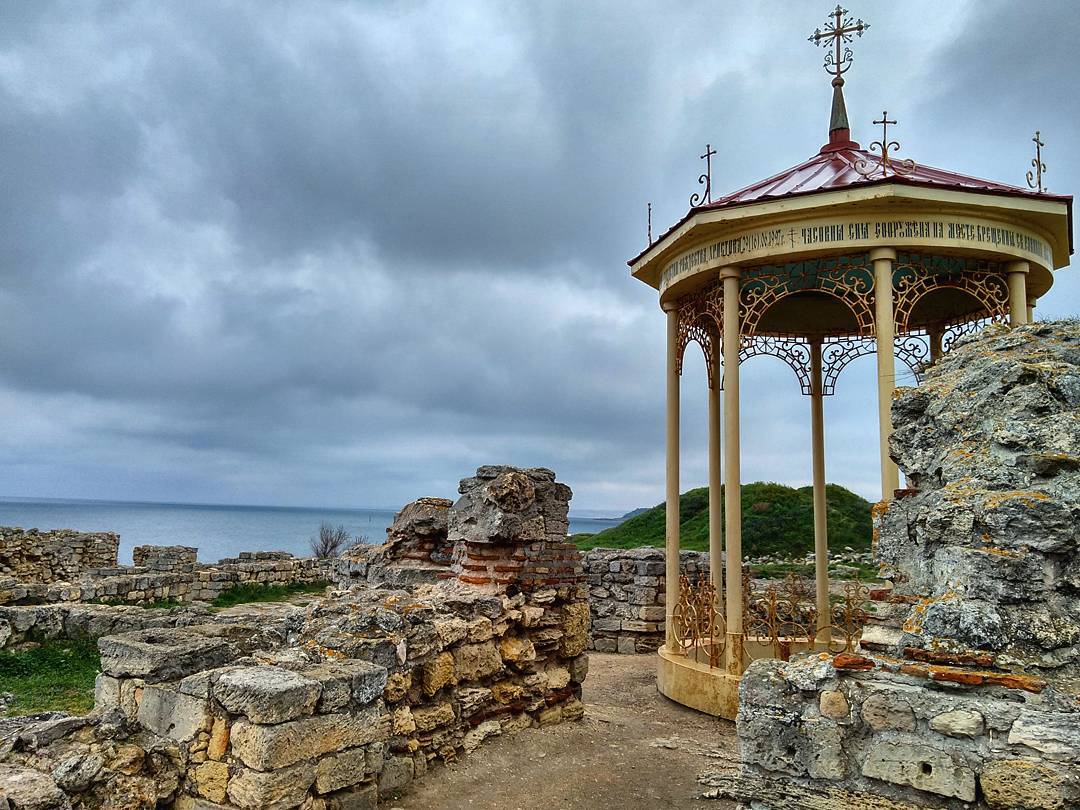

{"left": 628, "top": 6, "right": 1073, "bottom": 719}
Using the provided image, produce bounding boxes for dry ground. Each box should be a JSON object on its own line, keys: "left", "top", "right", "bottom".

{"left": 393, "top": 653, "right": 739, "bottom": 810}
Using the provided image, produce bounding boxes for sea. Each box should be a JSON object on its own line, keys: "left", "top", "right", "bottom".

{"left": 0, "top": 497, "right": 626, "bottom": 565}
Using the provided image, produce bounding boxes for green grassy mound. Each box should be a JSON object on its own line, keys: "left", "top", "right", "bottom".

{"left": 574, "top": 482, "right": 872, "bottom": 557}
{"left": 0, "top": 640, "right": 100, "bottom": 716}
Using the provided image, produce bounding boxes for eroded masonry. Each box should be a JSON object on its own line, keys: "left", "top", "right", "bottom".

{"left": 0, "top": 466, "right": 588, "bottom": 809}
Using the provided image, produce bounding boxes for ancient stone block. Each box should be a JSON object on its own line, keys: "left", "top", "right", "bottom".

{"left": 561, "top": 602, "right": 590, "bottom": 657}
{"left": 411, "top": 701, "right": 455, "bottom": 732}
{"left": 377, "top": 756, "right": 414, "bottom": 795}
{"left": 226, "top": 760, "right": 315, "bottom": 809}
{"left": 860, "top": 740, "right": 975, "bottom": 801}
{"left": 230, "top": 705, "right": 390, "bottom": 770}
{"left": 99, "top": 628, "right": 238, "bottom": 682}
{"left": 452, "top": 641, "right": 502, "bottom": 682}
{"left": 1009, "top": 711, "right": 1080, "bottom": 761}
{"left": 818, "top": 690, "right": 849, "bottom": 720}
{"left": 980, "top": 759, "right": 1075, "bottom": 810}
{"left": 929, "top": 708, "right": 984, "bottom": 739}
{"left": 315, "top": 746, "right": 370, "bottom": 794}
{"left": 421, "top": 652, "right": 456, "bottom": 695}
{"left": 0, "top": 766, "right": 69, "bottom": 810}
{"left": 136, "top": 685, "right": 210, "bottom": 742}
{"left": 499, "top": 635, "right": 536, "bottom": 663}
{"left": 193, "top": 761, "right": 228, "bottom": 803}
{"left": 214, "top": 666, "right": 322, "bottom": 724}
{"left": 860, "top": 691, "right": 915, "bottom": 731}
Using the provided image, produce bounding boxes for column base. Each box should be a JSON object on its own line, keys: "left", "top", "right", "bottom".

{"left": 656, "top": 647, "right": 741, "bottom": 720}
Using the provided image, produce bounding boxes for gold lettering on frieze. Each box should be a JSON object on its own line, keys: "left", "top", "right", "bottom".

{"left": 660, "top": 215, "right": 1051, "bottom": 291}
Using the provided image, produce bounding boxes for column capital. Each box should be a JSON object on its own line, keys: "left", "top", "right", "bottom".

{"left": 869, "top": 247, "right": 897, "bottom": 262}
{"left": 1007, "top": 260, "right": 1031, "bottom": 275}
{"left": 718, "top": 265, "right": 741, "bottom": 281}
{"left": 660, "top": 299, "right": 678, "bottom": 313}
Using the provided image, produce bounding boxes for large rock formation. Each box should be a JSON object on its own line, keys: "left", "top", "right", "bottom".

{"left": 711, "top": 322, "right": 1080, "bottom": 810}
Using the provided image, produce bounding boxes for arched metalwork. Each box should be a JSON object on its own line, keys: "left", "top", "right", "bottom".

{"left": 820, "top": 335, "right": 876, "bottom": 396}
{"left": 942, "top": 316, "right": 995, "bottom": 353}
{"left": 893, "top": 253, "right": 1009, "bottom": 333}
{"left": 738, "top": 335, "right": 813, "bottom": 394}
{"left": 894, "top": 333, "right": 930, "bottom": 384}
{"left": 675, "top": 282, "right": 722, "bottom": 387}
{"left": 739, "top": 256, "right": 876, "bottom": 337}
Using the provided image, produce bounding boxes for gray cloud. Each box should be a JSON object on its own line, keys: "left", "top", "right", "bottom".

{"left": 0, "top": 0, "right": 1075, "bottom": 512}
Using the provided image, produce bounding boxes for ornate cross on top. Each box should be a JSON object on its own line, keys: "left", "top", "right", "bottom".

{"left": 1027, "top": 130, "right": 1047, "bottom": 193}
{"left": 808, "top": 5, "right": 869, "bottom": 82}
{"left": 690, "top": 143, "right": 717, "bottom": 207}
{"left": 854, "top": 110, "right": 916, "bottom": 179}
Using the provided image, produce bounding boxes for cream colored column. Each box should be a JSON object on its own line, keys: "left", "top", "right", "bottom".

{"left": 1007, "top": 261, "right": 1030, "bottom": 326}
{"left": 1027, "top": 298, "right": 1036, "bottom": 324}
{"left": 720, "top": 266, "right": 743, "bottom": 674}
{"left": 809, "top": 340, "right": 829, "bottom": 640}
{"left": 928, "top": 329, "right": 943, "bottom": 363}
{"left": 708, "top": 337, "right": 723, "bottom": 602}
{"left": 871, "top": 248, "right": 900, "bottom": 501}
{"left": 663, "top": 303, "right": 680, "bottom": 651}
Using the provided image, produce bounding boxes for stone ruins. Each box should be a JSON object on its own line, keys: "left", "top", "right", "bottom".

{"left": 704, "top": 321, "right": 1080, "bottom": 809}
{"left": 0, "top": 466, "right": 588, "bottom": 809}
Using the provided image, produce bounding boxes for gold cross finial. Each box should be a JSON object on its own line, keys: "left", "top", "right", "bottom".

{"left": 1027, "top": 131, "right": 1047, "bottom": 193}
{"left": 854, "top": 110, "right": 915, "bottom": 179}
{"left": 808, "top": 5, "right": 869, "bottom": 83}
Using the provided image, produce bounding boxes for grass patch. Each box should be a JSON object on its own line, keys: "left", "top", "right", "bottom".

{"left": 211, "top": 581, "right": 330, "bottom": 609}
{"left": 573, "top": 482, "right": 873, "bottom": 558}
{"left": 0, "top": 640, "right": 100, "bottom": 716}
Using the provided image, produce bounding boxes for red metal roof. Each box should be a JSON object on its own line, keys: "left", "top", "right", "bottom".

{"left": 630, "top": 137, "right": 1073, "bottom": 266}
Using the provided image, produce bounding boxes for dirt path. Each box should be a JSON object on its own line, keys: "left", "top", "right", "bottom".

{"left": 393, "top": 653, "right": 739, "bottom": 810}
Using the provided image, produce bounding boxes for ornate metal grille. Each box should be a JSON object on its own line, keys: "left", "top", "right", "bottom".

{"left": 675, "top": 282, "right": 723, "bottom": 387}
{"left": 893, "top": 253, "right": 1009, "bottom": 334}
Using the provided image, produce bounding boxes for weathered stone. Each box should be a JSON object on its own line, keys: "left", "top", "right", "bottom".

{"left": 861, "top": 740, "right": 975, "bottom": 801}
{"left": 226, "top": 760, "right": 315, "bottom": 809}
{"left": 561, "top": 602, "right": 590, "bottom": 657}
{"left": 137, "top": 685, "right": 211, "bottom": 742}
{"left": 1009, "top": 711, "right": 1080, "bottom": 760}
{"left": 0, "top": 766, "right": 70, "bottom": 810}
{"left": 208, "top": 717, "right": 229, "bottom": 760}
{"left": 411, "top": 701, "right": 455, "bottom": 732}
{"left": 315, "top": 747, "right": 369, "bottom": 794}
{"left": 377, "top": 755, "right": 414, "bottom": 795}
{"left": 452, "top": 642, "right": 502, "bottom": 682}
{"left": 214, "top": 666, "right": 322, "bottom": 724}
{"left": 928, "top": 708, "right": 984, "bottom": 739}
{"left": 50, "top": 754, "right": 103, "bottom": 793}
{"left": 818, "top": 690, "right": 849, "bottom": 720}
{"left": 980, "top": 759, "right": 1075, "bottom": 809}
{"left": 99, "top": 628, "right": 239, "bottom": 682}
{"left": 421, "top": 652, "right": 455, "bottom": 695}
{"left": 230, "top": 705, "right": 390, "bottom": 770}
{"left": 193, "top": 761, "right": 229, "bottom": 803}
{"left": 498, "top": 635, "right": 536, "bottom": 663}
{"left": 860, "top": 692, "right": 915, "bottom": 732}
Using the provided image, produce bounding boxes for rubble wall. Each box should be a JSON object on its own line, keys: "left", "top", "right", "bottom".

{"left": 727, "top": 322, "right": 1080, "bottom": 810}
{"left": 0, "top": 528, "right": 119, "bottom": 584}
{"left": 0, "top": 465, "right": 589, "bottom": 809}
{"left": 584, "top": 548, "right": 708, "bottom": 653}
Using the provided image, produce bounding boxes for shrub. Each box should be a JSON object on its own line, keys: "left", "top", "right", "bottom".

{"left": 310, "top": 523, "right": 353, "bottom": 558}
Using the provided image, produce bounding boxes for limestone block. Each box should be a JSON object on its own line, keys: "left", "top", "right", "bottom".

{"left": 214, "top": 667, "right": 322, "bottom": 724}
{"left": 804, "top": 719, "right": 846, "bottom": 781}
{"left": 208, "top": 717, "right": 229, "bottom": 760}
{"left": 452, "top": 641, "right": 502, "bottom": 682}
{"left": 377, "top": 755, "right": 415, "bottom": 795}
{"left": 1009, "top": 711, "right": 1080, "bottom": 761}
{"left": 0, "top": 765, "right": 69, "bottom": 810}
{"left": 391, "top": 705, "right": 416, "bottom": 735}
{"left": 462, "top": 719, "right": 502, "bottom": 753}
{"left": 568, "top": 654, "right": 589, "bottom": 684}
{"left": 227, "top": 760, "right": 315, "bottom": 809}
{"left": 980, "top": 758, "right": 1075, "bottom": 810}
{"left": 315, "top": 746, "right": 370, "bottom": 794}
{"left": 929, "top": 708, "right": 984, "bottom": 739}
{"left": 383, "top": 671, "right": 411, "bottom": 703}
{"left": 137, "top": 684, "right": 211, "bottom": 742}
{"left": 422, "top": 652, "right": 456, "bottom": 695}
{"left": 818, "top": 690, "right": 849, "bottom": 721}
{"left": 99, "top": 628, "right": 238, "bottom": 682}
{"left": 467, "top": 617, "right": 493, "bottom": 642}
{"left": 544, "top": 666, "right": 571, "bottom": 690}
{"left": 411, "top": 701, "right": 455, "bottom": 732}
{"left": 498, "top": 635, "right": 536, "bottom": 663}
{"left": 324, "top": 782, "right": 378, "bottom": 809}
{"left": 860, "top": 692, "right": 915, "bottom": 732}
{"left": 230, "top": 705, "right": 390, "bottom": 770}
{"left": 861, "top": 740, "right": 975, "bottom": 801}
{"left": 51, "top": 753, "right": 103, "bottom": 793}
{"left": 93, "top": 673, "right": 121, "bottom": 711}
{"left": 194, "top": 761, "right": 229, "bottom": 803}
{"left": 561, "top": 602, "right": 590, "bottom": 657}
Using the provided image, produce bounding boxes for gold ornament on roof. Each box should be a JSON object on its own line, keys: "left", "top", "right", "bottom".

{"left": 808, "top": 5, "right": 869, "bottom": 80}
{"left": 854, "top": 111, "right": 916, "bottom": 179}
{"left": 1026, "top": 130, "right": 1047, "bottom": 193}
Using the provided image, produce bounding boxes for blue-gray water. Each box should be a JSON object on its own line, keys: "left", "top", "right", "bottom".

{"left": 0, "top": 497, "right": 626, "bottom": 564}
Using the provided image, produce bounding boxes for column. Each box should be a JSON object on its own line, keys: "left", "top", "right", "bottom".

{"left": 663, "top": 302, "right": 680, "bottom": 651}
{"left": 928, "top": 328, "right": 944, "bottom": 363}
{"left": 720, "top": 266, "right": 743, "bottom": 674}
{"left": 871, "top": 247, "right": 900, "bottom": 501}
{"left": 1007, "top": 261, "right": 1030, "bottom": 326}
{"left": 809, "top": 340, "right": 829, "bottom": 640}
{"left": 1027, "top": 297, "right": 1036, "bottom": 324}
{"left": 708, "top": 336, "right": 723, "bottom": 603}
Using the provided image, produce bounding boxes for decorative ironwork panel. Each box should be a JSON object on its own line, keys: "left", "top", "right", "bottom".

{"left": 893, "top": 253, "right": 1009, "bottom": 334}
{"left": 738, "top": 335, "right": 813, "bottom": 395}
{"left": 894, "top": 332, "right": 929, "bottom": 384}
{"left": 820, "top": 335, "right": 875, "bottom": 396}
{"left": 675, "top": 283, "right": 722, "bottom": 387}
{"left": 739, "top": 256, "right": 875, "bottom": 337}
{"left": 672, "top": 574, "right": 726, "bottom": 668}
{"left": 942, "top": 316, "right": 995, "bottom": 353}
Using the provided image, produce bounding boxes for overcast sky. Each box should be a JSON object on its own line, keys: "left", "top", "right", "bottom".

{"left": 0, "top": 0, "right": 1076, "bottom": 513}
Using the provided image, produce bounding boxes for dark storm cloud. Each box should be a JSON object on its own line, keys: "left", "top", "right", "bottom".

{"left": 0, "top": 1, "right": 1076, "bottom": 511}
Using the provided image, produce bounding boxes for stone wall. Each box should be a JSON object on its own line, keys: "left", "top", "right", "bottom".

{"left": 132, "top": 545, "right": 198, "bottom": 572}
{"left": 0, "top": 465, "right": 589, "bottom": 809}
{"left": 585, "top": 548, "right": 708, "bottom": 653}
{"left": 725, "top": 322, "right": 1080, "bottom": 809}
{"left": 0, "top": 528, "right": 119, "bottom": 584}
